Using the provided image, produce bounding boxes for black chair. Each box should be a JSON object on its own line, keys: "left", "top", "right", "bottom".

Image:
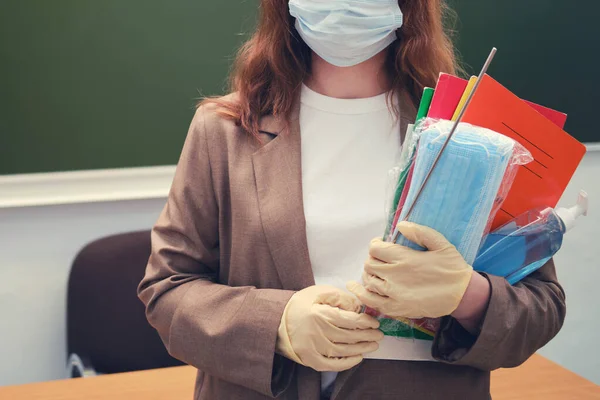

{"left": 66, "top": 230, "right": 183, "bottom": 377}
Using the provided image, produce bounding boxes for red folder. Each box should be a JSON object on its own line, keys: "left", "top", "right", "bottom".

{"left": 524, "top": 100, "right": 568, "bottom": 129}
{"left": 427, "top": 74, "right": 468, "bottom": 120}
{"left": 462, "top": 75, "right": 586, "bottom": 229}
{"left": 428, "top": 73, "right": 567, "bottom": 129}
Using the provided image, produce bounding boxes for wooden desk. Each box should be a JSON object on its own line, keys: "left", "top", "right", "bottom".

{"left": 1, "top": 355, "right": 598, "bottom": 399}
{"left": 491, "top": 355, "right": 599, "bottom": 400}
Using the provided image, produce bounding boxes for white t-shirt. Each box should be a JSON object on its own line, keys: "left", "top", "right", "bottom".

{"left": 299, "top": 84, "right": 401, "bottom": 392}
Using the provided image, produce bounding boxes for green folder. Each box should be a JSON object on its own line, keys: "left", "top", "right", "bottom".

{"left": 416, "top": 87, "right": 435, "bottom": 121}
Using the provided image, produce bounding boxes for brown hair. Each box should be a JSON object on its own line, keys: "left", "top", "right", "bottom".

{"left": 203, "top": 0, "right": 459, "bottom": 138}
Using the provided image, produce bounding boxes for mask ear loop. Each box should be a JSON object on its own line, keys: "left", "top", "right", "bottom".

{"left": 391, "top": 47, "right": 498, "bottom": 244}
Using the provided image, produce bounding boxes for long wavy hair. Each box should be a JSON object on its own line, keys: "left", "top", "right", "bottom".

{"left": 203, "top": 0, "right": 459, "bottom": 139}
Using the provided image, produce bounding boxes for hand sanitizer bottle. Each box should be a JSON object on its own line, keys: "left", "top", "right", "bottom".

{"left": 474, "top": 190, "right": 588, "bottom": 285}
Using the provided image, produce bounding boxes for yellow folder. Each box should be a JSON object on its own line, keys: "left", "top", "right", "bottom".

{"left": 451, "top": 76, "right": 477, "bottom": 121}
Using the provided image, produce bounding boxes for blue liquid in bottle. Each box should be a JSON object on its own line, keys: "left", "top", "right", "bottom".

{"left": 473, "top": 208, "right": 565, "bottom": 284}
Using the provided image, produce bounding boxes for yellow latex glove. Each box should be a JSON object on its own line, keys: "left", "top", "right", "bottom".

{"left": 347, "top": 222, "right": 473, "bottom": 319}
{"left": 276, "top": 285, "right": 383, "bottom": 372}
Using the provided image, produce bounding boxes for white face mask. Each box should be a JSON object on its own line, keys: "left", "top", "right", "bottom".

{"left": 288, "top": 0, "right": 404, "bottom": 68}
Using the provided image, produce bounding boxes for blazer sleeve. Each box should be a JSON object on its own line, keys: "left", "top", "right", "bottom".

{"left": 137, "top": 106, "right": 296, "bottom": 397}
{"left": 432, "top": 259, "right": 566, "bottom": 370}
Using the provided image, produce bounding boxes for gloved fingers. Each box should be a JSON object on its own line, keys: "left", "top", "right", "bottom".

{"left": 364, "top": 256, "right": 389, "bottom": 271}
{"left": 346, "top": 281, "right": 390, "bottom": 311}
{"left": 396, "top": 221, "right": 451, "bottom": 251}
{"left": 363, "top": 256, "right": 415, "bottom": 283}
{"left": 320, "top": 340, "right": 379, "bottom": 359}
{"left": 363, "top": 256, "right": 406, "bottom": 279}
{"left": 314, "top": 287, "right": 363, "bottom": 313}
{"left": 361, "top": 270, "right": 389, "bottom": 297}
{"left": 315, "top": 304, "right": 380, "bottom": 330}
{"left": 314, "top": 355, "right": 363, "bottom": 372}
{"left": 327, "top": 325, "right": 384, "bottom": 344}
{"left": 368, "top": 237, "right": 405, "bottom": 263}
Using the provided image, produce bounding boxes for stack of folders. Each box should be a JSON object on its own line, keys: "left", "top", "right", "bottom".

{"left": 420, "top": 73, "right": 585, "bottom": 230}
{"left": 371, "top": 73, "right": 587, "bottom": 348}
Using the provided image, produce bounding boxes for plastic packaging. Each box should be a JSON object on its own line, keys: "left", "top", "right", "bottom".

{"left": 384, "top": 119, "right": 448, "bottom": 240}
{"left": 474, "top": 190, "right": 588, "bottom": 284}
{"left": 375, "top": 119, "right": 533, "bottom": 340}
{"left": 384, "top": 124, "right": 418, "bottom": 239}
{"left": 393, "top": 119, "right": 533, "bottom": 264}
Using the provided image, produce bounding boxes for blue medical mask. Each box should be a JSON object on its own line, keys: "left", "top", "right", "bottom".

{"left": 395, "top": 122, "right": 518, "bottom": 264}
{"left": 288, "top": 0, "right": 404, "bottom": 68}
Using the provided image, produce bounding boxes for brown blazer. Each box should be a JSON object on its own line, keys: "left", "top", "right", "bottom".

{"left": 138, "top": 92, "right": 566, "bottom": 400}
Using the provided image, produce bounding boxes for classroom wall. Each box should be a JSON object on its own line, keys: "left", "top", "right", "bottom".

{"left": 0, "top": 198, "right": 166, "bottom": 386}
{"left": 0, "top": 150, "right": 598, "bottom": 387}
{"left": 538, "top": 149, "right": 600, "bottom": 381}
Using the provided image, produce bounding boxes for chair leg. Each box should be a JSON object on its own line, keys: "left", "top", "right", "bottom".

{"left": 67, "top": 353, "right": 99, "bottom": 378}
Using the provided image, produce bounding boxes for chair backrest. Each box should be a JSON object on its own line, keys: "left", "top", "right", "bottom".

{"left": 67, "top": 230, "right": 184, "bottom": 374}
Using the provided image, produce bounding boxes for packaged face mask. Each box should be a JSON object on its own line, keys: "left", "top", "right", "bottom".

{"left": 396, "top": 120, "right": 532, "bottom": 264}
{"left": 288, "top": 0, "right": 404, "bottom": 67}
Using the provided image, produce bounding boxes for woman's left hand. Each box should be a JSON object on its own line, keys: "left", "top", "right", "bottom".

{"left": 347, "top": 222, "right": 489, "bottom": 322}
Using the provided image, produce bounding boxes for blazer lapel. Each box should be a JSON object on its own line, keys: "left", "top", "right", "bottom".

{"left": 252, "top": 102, "right": 316, "bottom": 291}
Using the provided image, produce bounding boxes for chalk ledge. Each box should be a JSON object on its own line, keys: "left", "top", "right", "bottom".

{"left": 0, "top": 165, "right": 175, "bottom": 209}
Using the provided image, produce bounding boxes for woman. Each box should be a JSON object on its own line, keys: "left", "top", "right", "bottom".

{"left": 138, "top": 1, "right": 566, "bottom": 399}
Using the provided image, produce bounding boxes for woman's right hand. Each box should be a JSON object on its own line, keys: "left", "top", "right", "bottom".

{"left": 276, "top": 285, "right": 384, "bottom": 372}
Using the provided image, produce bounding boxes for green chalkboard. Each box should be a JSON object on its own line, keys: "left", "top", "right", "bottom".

{"left": 449, "top": 0, "right": 599, "bottom": 146}
{"left": 1, "top": 1, "right": 597, "bottom": 175}
{"left": 0, "top": 1, "right": 257, "bottom": 175}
